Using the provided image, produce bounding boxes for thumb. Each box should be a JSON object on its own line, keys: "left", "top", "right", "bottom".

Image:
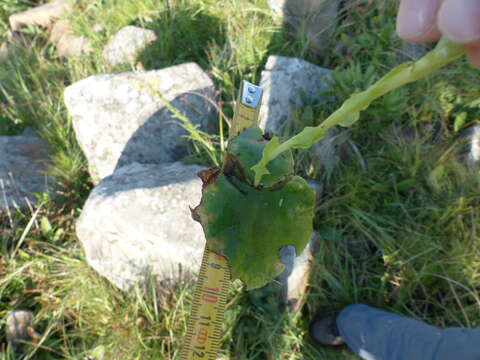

{"left": 438, "top": 0, "right": 480, "bottom": 45}
{"left": 396, "top": 0, "right": 442, "bottom": 42}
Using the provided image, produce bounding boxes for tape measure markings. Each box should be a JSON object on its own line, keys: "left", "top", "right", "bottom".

{"left": 181, "top": 247, "right": 231, "bottom": 360}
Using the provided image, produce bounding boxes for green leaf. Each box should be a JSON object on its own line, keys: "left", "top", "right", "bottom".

{"left": 251, "top": 135, "right": 281, "bottom": 187}
{"left": 40, "top": 216, "right": 52, "bottom": 236}
{"left": 194, "top": 174, "right": 315, "bottom": 289}
{"left": 453, "top": 111, "right": 467, "bottom": 132}
{"left": 193, "top": 127, "right": 316, "bottom": 289}
{"left": 428, "top": 165, "right": 445, "bottom": 191}
{"left": 227, "top": 128, "right": 293, "bottom": 188}
{"left": 302, "top": 106, "right": 314, "bottom": 125}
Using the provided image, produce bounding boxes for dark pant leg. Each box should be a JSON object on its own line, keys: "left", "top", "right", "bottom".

{"left": 336, "top": 304, "right": 480, "bottom": 360}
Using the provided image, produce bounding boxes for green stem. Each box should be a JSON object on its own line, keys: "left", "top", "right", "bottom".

{"left": 252, "top": 38, "right": 465, "bottom": 186}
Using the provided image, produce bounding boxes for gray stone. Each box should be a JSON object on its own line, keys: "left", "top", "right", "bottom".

{"left": 49, "top": 21, "right": 92, "bottom": 57}
{"left": 271, "top": 180, "right": 323, "bottom": 311}
{"left": 268, "top": 0, "right": 339, "bottom": 56}
{"left": 459, "top": 124, "right": 480, "bottom": 165}
{"left": 48, "top": 19, "right": 70, "bottom": 44}
{"left": 64, "top": 62, "right": 216, "bottom": 182}
{"left": 92, "top": 24, "right": 105, "bottom": 33}
{"left": 5, "top": 309, "right": 33, "bottom": 344}
{"left": 277, "top": 232, "right": 320, "bottom": 311}
{"left": 306, "top": 178, "right": 323, "bottom": 203}
{"left": 57, "top": 34, "right": 92, "bottom": 57}
{"left": 311, "top": 127, "right": 348, "bottom": 177}
{"left": 398, "top": 41, "right": 430, "bottom": 62}
{"left": 0, "top": 42, "right": 9, "bottom": 61}
{"left": 103, "top": 26, "right": 157, "bottom": 67}
{"left": 9, "top": 0, "right": 74, "bottom": 31}
{"left": 258, "top": 55, "right": 332, "bottom": 135}
{"left": 76, "top": 161, "right": 206, "bottom": 291}
{"left": 0, "top": 130, "right": 53, "bottom": 211}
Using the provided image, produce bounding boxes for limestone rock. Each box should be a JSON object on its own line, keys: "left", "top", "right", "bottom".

{"left": 459, "top": 124, "right": 480, "bottom": 165}
{"left": 49, "top": 20, "right": 92, "bottom": 57}
{"left": 311, "top": 127, "right": 348, "bottom": 177}
{"left": 277, "top": 232, "right": 320, "bottom": 311}
{"left": 103, "top": 26, "right": 157, "bottom": 66}
{"left": 9, "top": 0, "right": 74, "bottom": 31}
{"left": 5, "top": 309, "right": 33, "bottom": 344}
{"left": 268, "top": 0, "right": 339, "bottom": 56}
{"left": 0, "top": 42, "right": 9, "bottom": 61}
{"left": 48, "top": 19, "right": 70, "bottom": 44}
{"left": 64, "top": 62, "right": 216, "bottom": 182}
{"left": 57, "top": 34, "right": 92, "bottom": 57}
{"left": 398, "top": 41, "right": 430, "bottom": 63}
{"left": 0, "top": 130, "right": 53, "bottom": 211}
{"left": 258, "top": 55, "right": 332, "bottom": 134}
{"left": 76, "top": 162, "right": 206, "bottom": 291}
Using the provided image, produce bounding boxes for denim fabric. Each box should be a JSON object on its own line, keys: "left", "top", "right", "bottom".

{"left": 336, "top": 304, "right": 480, "bottom": 360}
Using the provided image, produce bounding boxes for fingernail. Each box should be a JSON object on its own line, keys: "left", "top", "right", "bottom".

{"left": 438, "top": 0, "right": 480, "bottom": 44}
{"left": 396, "top": 0, "right": 442, "bottom": 41}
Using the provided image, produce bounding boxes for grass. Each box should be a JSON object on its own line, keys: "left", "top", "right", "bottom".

{"left": 1, "top": 0, "right": 479, "bottom": 359}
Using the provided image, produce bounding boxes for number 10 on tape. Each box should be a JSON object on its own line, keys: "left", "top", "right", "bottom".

{"left": 181, "top": 246, "right": 231, "bottom": 360}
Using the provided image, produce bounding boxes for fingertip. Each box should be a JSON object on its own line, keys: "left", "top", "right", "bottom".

{"left": 438, "top": 0, "right": 480, "bottom": 44}
{"left": 396, "top": 0, "right": 442, "bottom": 42}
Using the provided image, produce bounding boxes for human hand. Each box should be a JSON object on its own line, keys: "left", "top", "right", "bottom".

{"left": 396, "top": 0, "right": 480, "bottom": 69}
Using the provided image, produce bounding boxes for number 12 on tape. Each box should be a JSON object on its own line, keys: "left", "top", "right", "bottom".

{"left": 181, "top": 247, "right": 231, "bottom": 360}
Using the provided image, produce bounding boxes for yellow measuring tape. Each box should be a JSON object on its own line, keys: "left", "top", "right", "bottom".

{"left": 181, "top": 81, "right": 264, "bottom": 360}
{"left": 181, "top": 247, "right": 230, "bottom": 360}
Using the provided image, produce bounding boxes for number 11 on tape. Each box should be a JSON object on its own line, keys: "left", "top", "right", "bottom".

{"left": 181, "top": 247, "right": 231, "bottom": 360}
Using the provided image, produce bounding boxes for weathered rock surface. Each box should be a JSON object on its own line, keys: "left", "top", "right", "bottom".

{"left": 103, "top": 26, "right": 157, "bottom": 66}
{"left": 311, "top": 127, "right": 348, "bottom": 177}
{"left": 459, "top": 124, "right": 480, "bottom": 165}
{"left": 268, "top": 0, "right": 339, "bottom": 56}
{"left": 49, "top": 20, "right": 92, "bottom": 57}
{"left": 258, "top": 55, "right": 332, "bottom": 134}
{"left": 64, "top": 62, "right": 216, "bottom": 182}
{"left": 277, "top": 232, "right": 320, "bottom": 311}
{"left": 0, "top": 130, "right": 53, "bottom": 211}
{"left": 0, "top": 42, "right": 9, "bottom": 61}
{"left": 398, "top": 41, "right": 429, "bottom": 62}
{"left": 76, "top": 161, "right": 206, "bottom": 291}
{"left": 5, "top": 309, "right": 33, "bottom": 344}
{"left": 9, "top": 0, "right": 74, "bottom": 31}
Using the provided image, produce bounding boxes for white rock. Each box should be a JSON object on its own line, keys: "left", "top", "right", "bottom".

{"left": 460, "top": 124, "right": 480, "bottom": 165}
{"left": 103, "top": 26, "right": 157, "bottom": 66}
{"left": 76, "top": 162, "right": 206, "bottom": 291}
{"left": 9, "top": 0, "right": 74, "bottom": 31}
{"left": 277, "top": 232, "right": 320, "bottom": 311}
{"left": 56, "top": 35, "right": 92, "bottom": 57}
{"left": 49, "top": 20, "right": 92, "bottom": 57}
{"left": 0, "top": 42, "right": 9, "bottom": 61}
{"left": 258, "top": 55, "right": 332, "bottom": 134}
{"left": 5, "top": 309, "right": 33, "bottom": 344}
{"left": 64, "top": 62, "right": 216, "bottom": 182}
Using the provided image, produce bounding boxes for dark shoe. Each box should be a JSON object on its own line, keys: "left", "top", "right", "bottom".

{"left": 309, "top": 311, "right": 345, "bottom": 346}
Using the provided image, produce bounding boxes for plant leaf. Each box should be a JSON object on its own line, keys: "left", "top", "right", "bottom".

{"left": 194, "top": 173, "right": 315, "bottom": 289}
